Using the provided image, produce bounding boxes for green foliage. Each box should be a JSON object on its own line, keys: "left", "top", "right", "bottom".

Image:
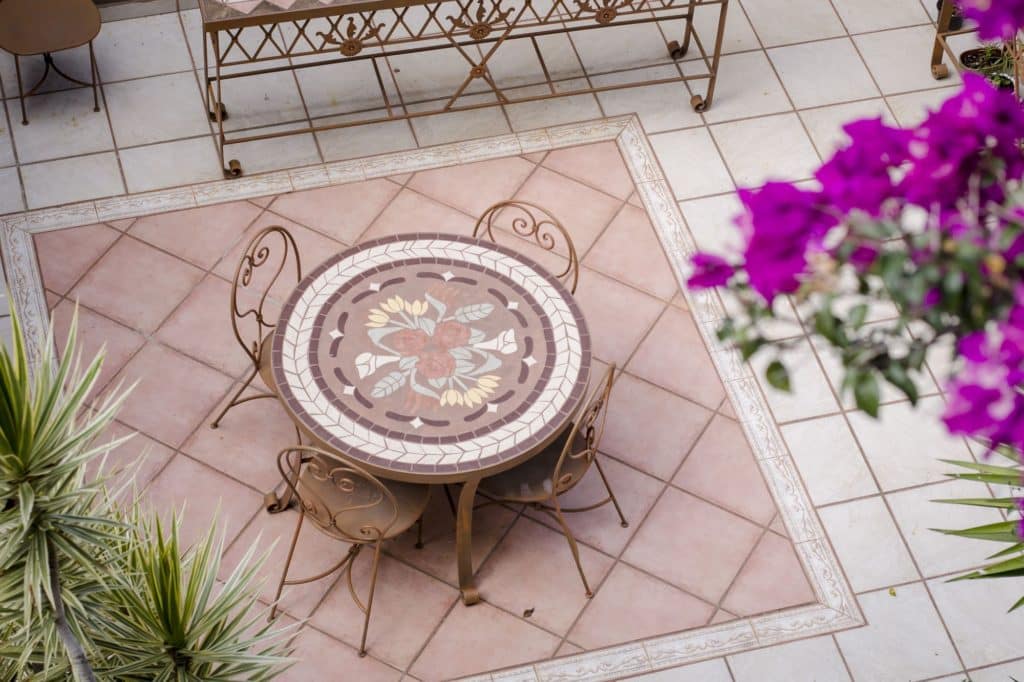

{"left": 935, "top": 449, "right": 1024, "bottom": 611}
{"left": 0, "top": 307, "right": 293, "bottom": 679}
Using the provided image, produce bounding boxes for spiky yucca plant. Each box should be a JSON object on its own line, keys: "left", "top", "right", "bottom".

{"left": 937, "top": 450, "right": 1024, "bottom": 610}
{"left": 0, "top": 308, "right": 293, "bottom": 679}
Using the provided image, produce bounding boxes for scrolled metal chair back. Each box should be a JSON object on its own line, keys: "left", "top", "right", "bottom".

{"left": 552, "top": 364, "right": 616, "bottom": 495}
{"left": 277, "top": 446, "right": 400, "bottom": 544}
{"left": 473, "top": 200, "right": 580, "bottom": 294}
{"left": 230, "top": 226, "right": 302, "bottom": 366}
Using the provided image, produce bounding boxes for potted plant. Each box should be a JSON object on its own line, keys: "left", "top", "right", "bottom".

{"left": 0, "top": 309, "right": 294, "bottom": 678}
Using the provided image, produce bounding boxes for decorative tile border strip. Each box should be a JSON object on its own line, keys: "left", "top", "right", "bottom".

{"left": 0, "top": 115, "right": 863, "bottom": 680}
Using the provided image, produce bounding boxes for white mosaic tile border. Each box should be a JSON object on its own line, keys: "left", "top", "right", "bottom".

{"left": 0, "top": 115, "right": 863, "bottom": 680}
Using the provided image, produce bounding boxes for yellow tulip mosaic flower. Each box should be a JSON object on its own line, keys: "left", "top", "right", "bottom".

{"left": 365, "top": 308, "right": 390, "bottom": 328}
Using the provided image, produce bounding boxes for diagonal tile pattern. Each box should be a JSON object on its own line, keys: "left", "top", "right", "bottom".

{"left": 33, "top": 142, "right": 813, "bottom": 680}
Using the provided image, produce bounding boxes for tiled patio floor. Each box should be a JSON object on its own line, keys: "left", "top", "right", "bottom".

{"left": 36, "top": 141, "right": 815, "bottom": 681}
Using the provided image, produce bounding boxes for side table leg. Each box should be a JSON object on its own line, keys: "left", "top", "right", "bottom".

{"left": 456, "top": 476, "right": 482, "bottom": 605}
{"left": 14, "top": 55, "right": 27, "bottom": 125}
{"left": 89, "top": 42, "right": 100, "bottom": 113}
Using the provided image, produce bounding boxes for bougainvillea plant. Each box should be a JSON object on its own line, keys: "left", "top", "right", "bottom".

{"left": 687, "top": 3, "right": 1024, "bottom": 606}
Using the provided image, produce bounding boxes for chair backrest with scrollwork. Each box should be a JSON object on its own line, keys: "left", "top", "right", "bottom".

{"left": 551, "top": 363, "right": 616, "bottom": 495}
{"left": 473, "top": 200, "right": 580, "bottom": 294}
{"left": 230, "top": 226, "right": 302, "bottom": 368}
{"left": 277, "top": 446, "right": 399, "bottom": 545}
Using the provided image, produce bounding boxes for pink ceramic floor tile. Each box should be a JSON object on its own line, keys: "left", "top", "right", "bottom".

{"left": 582, "top": 204, "right": 680, "bottom": 301}
{"left": 155, "top": 274, "right": 258, "bottom": 378}
{"left": 34, "top": 223, "right": 120, "bottom": 295}
{"left": 513, "top": 167, "right": 622, "bottom": 256}
{"left": 112, "top": 342, "right": 235, "bottom": 448}
{"left": 622, "top": 487, "right": 762, "bottom": 604}
{"left": 407, "top": 156, "right": 536, "bottom": 217}
{"left": 720, "top": 532, "right": 815, "bottom": 616}
{"left": 182, "top": 384, "right": 301, "bottom": 493}
{"left": 410, "top": 601, "right": 561, "bottom": 681}
{"left": 70, "top": 236, "right": 205, "bottom": 334}
{"left": 212, "top": 213, "right": 345, "bottom": 285}
{"left": 143, "top": 453, "right": 263, "bottom": 550}
{"left": 627, "top": 306, "right": 725, "bottom": 410}
{"left": 223, "top": 504, "right": 356, "bottom": 617}
{"left": 268, "top": 178, "right": 402, "bottom": 244}
{"left": 385, "top": 489, "right": 519, "bottom": 587}
{"left": 473, "top": 517, "right": 615, "bottom": 635}
{"left": 128, "top": 201, "right": 263, "bottom": 270}
{"left": 310, "top": 553, "right": 458, "bottom": 669}
{"left": 542, "top": 141, "right": 634, "bottom": 200}
{"left": 601, "top": 372, "right": 714, "bottom": 480}
{"left": 51, "top": 300, "right": 145, "bottom": 399}
{"left": 524, "top": 454, "right": 664, "bottom": 556}
{"left": 279, "top": 625, "right": 401, "bottom": 682}
{"left": 572, "top": 268, "right": 665, "bottom": 366}
{"left": 567, "top": 563, "right": 714, "bottom": 650}
{"left": 87, "top": 420, "right": 175, "bottom": 497}
{"left": 673, "top": 414, "right": 777, "bottom": 525}
{"left": 360, "top": 187, "right": 477, "bottom": 242}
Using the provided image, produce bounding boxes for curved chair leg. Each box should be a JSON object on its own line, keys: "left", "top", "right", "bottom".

{"left": 265, "top": 424, "right": 304, "bottom": 513}
{"left": 270, "top": 508, "right": 305, "bottom": 620}
{"left": 210, "top": 365, "right": 264, "bottom": 428}
{"left": 548, "top": 503, "right": 593, "bottom": 597}
{"left": 593, "top": 457, "right": 628, "bottom": 528}
{"left": 358, "top": 541, "right": 385, "bottom": 657}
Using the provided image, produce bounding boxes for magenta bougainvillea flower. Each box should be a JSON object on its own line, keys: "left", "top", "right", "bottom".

{"left": 815, "top": 118, "right": 908, "bottom": 216}
{"left": 959, "top": 0, "right": 1024, "bottom": 39}
{"left": 686, "top": 252, "right": 733, "bottom": 289}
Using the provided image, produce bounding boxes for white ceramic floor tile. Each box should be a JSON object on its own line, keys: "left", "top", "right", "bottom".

{"left": 0, "top": 48, "right": 94, "bottom": 102}
{"left": 886, "top": 87, "right": 958, "bottom": 128}
{"left": 711, "top": 113, "right": 820, "bottom": 188}
{"left": 886, "top": 478, "right": 1004, "bottom": 579}
{"left": 93, "top": 13, "right": 193, "bottom": 82}
{"left": 818, "top": 496, "right": 919, "bottom": 593}
{"left": 409, "top": 106, "right": 511, "bottom": 148}
{"left": 729, "top": 636, "right": 851, "bottom": 681}
{"left": 739, "top": 0, "right": 846, "bottom": 46}
{"left": 968, "top": 659, "right": 1024, "bottom": 681}
{"left": 222, "top": 124, "right": 322, "bottom": 175}
{"left": 799, "top": 99, "right": 894, "bottom": 158}
{"left": 768, "top": 39, "right": 880, "bottom": 109}
{"left": 690, "top": 1, "right": 761, "bottom": 55}
{"left": 849, "top": 397, "right": 974, "bottom": 491}
{"left": 484, "top": 34, "right": 585, "bottom": 90}
{"left": 20, "top": 152, "right": 123, "bottom": 208}
{"left": 812, "top": 334, "right": 937, "bottom": 410}
{"left": 649, "top": 127, "right": 734, "bottom": 200}
{"left": 294, "top": 59, "right": 398, "bottom": 119}
{"left": 119, "top": 136, "right": 221, "bottom": 193}
{"left": 831, "top": 0, "right": 932, "bottom": 34}
{"left": 679, "top": 193, "right": 744, "bottom": 256}
{"left": 0, "top": 107, "right": 13, "bottom": 167}
{"left": 9, "top": 88, "right": 112, "bottom": 164}
{"left": 854, "top": 26, "right": 961, "bottom": 95}
{"left": 836, "top": 583, "right": 961, "bottom": 682}
{"left": 780, "top": 414, "right": 878, "bottom": 506}
{"left": 315, "top": 114, "right": 417, "bottom": 162}
{"left": 387, "top": 46, "right": 492, "bottom": 104}
{"left": 217, "top": 70, "right": 308, "bottom": 132}
{"left": 928, "top": 576, "right": 1024, "bottom": 669}
{"left": 750, "top": 338, "right": 839, "bottom": 423}
{"left": 0, "top": 166, "right": 24, "bottom": 214}
{"left": 104, "top": 72, "right": 209, "bottom": 147}
{"left": 504, "top": 92, "right": 603, "bottom": 131}
{"left": 570, "top": 23, "right": 673, "bottom": 75}
{"left": 593, "top": 66, "right": 704, "bottom": 134}
{"left": 631, "top": 657, "right": 733, "bottom": 682}
{"left": 687, "top": 51, "right": 792, "bottom": 124}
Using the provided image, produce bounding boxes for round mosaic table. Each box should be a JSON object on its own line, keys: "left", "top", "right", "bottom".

{"left": 270, "top": 233, "right": 591, "bottom": 604}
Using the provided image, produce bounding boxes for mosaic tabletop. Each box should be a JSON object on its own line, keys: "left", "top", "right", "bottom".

{"left": 271, "top": 233, "right": 591, "bottom": 480}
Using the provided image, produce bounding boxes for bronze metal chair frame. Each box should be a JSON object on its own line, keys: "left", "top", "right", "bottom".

{"left": 473, "top": 199, "right": 580, "bottom": 294}
{"left": 210, "top": 225, "right": 303, "bottom": 512}
{"left": 270, "top": 446, "right": 428, "bottom": 656}
{"left": 477, "top": 363, "right": 625, "bottom": 597}
{"left": 197, "top": 0, "right": 730, "bottom": 176}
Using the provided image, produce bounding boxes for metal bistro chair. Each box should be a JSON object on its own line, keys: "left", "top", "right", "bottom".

{"left": 211, "top": 225, "right": 301, "bottom": 429}
{"left": 477, "top": 364, "right": 627, "bottom": 597}
{"left": 270, "top": 446, "right": 430, "bottom": 657}
{"left": 473, "top": 200, "right": 580, "bottom": 294}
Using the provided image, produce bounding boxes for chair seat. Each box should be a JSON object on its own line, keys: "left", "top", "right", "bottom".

{"left": 479, "top": 429, "right": 589, "bottom": 503}
{"left": 298, "top": 463, "right": 430, "bottom": 542}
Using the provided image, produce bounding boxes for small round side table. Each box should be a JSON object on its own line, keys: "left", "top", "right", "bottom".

{"left": 0, "top": 0, "right": 101, "bottom": 125}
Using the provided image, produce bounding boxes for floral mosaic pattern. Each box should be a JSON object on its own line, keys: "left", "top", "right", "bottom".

{"left": 356, "top": 293, "right": 518, "bottom": 408}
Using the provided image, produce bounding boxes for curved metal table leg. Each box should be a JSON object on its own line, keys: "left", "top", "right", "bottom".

{"left": 456, "top": 476, "right": 482, "bottom": 605}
